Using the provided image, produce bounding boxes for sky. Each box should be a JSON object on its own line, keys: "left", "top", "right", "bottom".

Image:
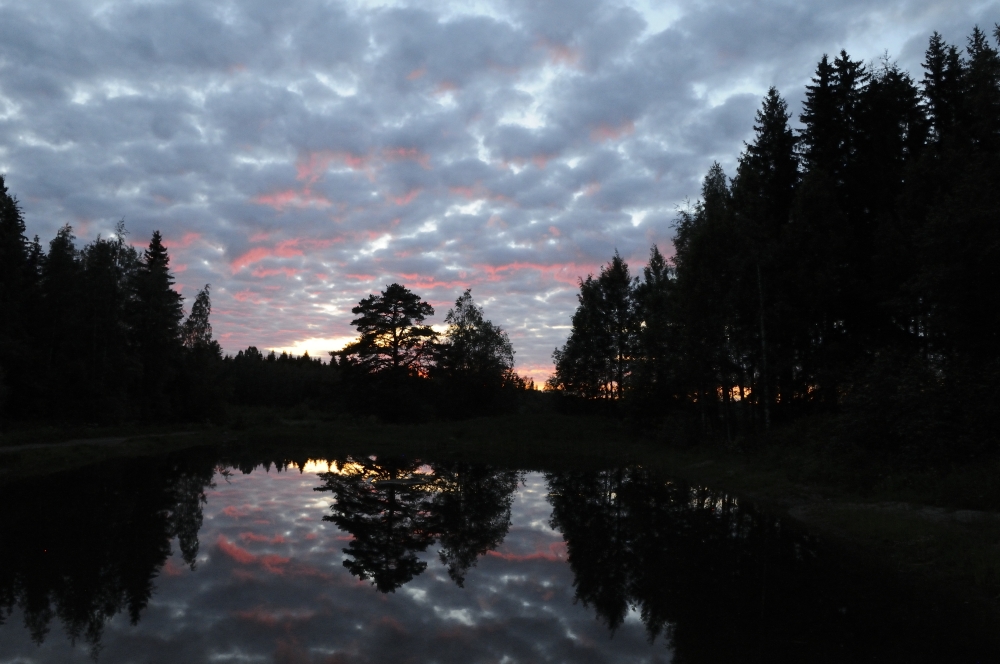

{"left": 1, "top": 0, "right": 997, "bottom": 381}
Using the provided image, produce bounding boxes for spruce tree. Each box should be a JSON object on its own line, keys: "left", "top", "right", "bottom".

{"left": 922, "top": 32, "right": 963, "bottom": 144}
{"left": 132, "top": 231, "right": 184, "bottom": 411}
{"left": 0, "top": 176, "right": 34, "bottom": 417}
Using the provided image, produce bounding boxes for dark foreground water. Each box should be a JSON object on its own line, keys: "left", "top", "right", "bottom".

{"left": 0, "top": 447, "right": 994, "bottom": 663}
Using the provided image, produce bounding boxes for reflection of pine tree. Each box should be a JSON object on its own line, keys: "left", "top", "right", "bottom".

{"left": 314, "top": 457, "right": 521, "bottom": 592}
{"left": 432, "top": 463, "right": 520, "bottom": 586}
{"left": 0, "top": 453, "right": 215, "bottom": 654}
{"left": 316, "top": 457, "right": 437, "bottom": 593}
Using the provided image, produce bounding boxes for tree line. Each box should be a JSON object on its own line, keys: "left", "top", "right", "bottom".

{"left": 549, "top": 26, "right": 1000, "bottom": 461}
{"left": 0, "top": 193, "right": 531, "bottom": 424}
{"left": 0, "top": 197, "right": 223, "bottom": 422}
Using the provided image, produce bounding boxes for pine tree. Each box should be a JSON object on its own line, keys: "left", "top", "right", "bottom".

{"left": 922, "top": 32, "right": 963, "bottom": 144}
{"left": 132, "top": 231, "right": 184, "bottom": 411}
{"left": 730, "top": 89, "right": 799, "bottom": 426}
{"left": 962, "top": 26, "right": 1000, "bottom": 155}
{"left": 340, "top": 283, "right": 436, "bottom": 375}
{"left": 0, "top": 176, "right": 34, "bottom": 417}
{"left": 0, "top": 176, "right": 29, "bottom": 336}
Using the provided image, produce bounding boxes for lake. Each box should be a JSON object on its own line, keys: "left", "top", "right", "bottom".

{"left": 0, "top": 445, "right": 993, "bottom": 663}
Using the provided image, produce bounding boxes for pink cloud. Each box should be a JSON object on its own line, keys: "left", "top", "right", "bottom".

{"left": 538, "top": 38, "right": 581, "bottom": 66}
{"left": 448, "top": 183, "right": 514, "bottom": 205}
{"left": 383, "top": 147, "right": 430, "bottom": 169}
{"left": 407, "top": 67, "right": 426, "bottom": 80}
{"left": 434, "top": 81, "right": 458, "bottom": 95}
{"left": 391, "top": 188, "right": 422, "bottom": 206}
{"left": 515, "top": 362, "right": 553, "bottom": 384}
{"left": 216, "top": 535, "right": 290, "bottom": 574}
{"left": 230, "top": 238, "right": 341, "bottom": 273}
{"left": 162, "top": 559, "right": 185, "bottom": 577}
{"left": 486, "top": 541, "right": 567, "bottom": 562}
{"left": 240, "top": 532, "right": 288, "bottom": 544}
{"left": 479, "top": 261, "right": 592, "bottom": 286}
{"left": 233, "top": 290, "right": 271, "bottom": 304}
{"left": 162, "top": 231, "right": 200, "bottom": 252}
{"left": 217, "top": 536, "right": 258, "bottom": 564}
{"left": 236, "top": 607, "right": 317, "bottom": 628}
{"left": 590, "top": 120, "right": 635, "bottom": 142}
{"left": 397, "top": 273, "right": 472, "bottom": 291}
{"left": 220, "top": 504, "right": 262, "bottom": 519}
{"left": 532, "top": 154, "right": 558, "bottom": 169}
{"left": 252, "top": 188, "right": 332, "bottom": 211}
{"left": 251, "top": 267, "right": 300, "bottom": 278}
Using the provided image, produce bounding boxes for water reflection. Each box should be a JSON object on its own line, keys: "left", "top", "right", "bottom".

{"left": 314, "top": 457, "right": 521, "bottom": 591}
{"left": 0, "top": 450, "right": 995, "bottom": 662}
{"left": 0, "top": 453, "right": 216, "bottom": 654}
{"left": 316, "top": 456, "right": 438, "bottom": 592}
{"left": 432, "top": 462, "right": 521, "bottom": 587}
{"left": 549, "top": 467, "right": 819, "bottom": 656}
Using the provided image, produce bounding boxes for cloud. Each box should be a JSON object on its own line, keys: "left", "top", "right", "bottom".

{"left": 1, "top": 0, "right": 993, "bottom": 377}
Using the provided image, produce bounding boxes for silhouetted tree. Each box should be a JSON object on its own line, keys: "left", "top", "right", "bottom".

{"left": 432, "top": 290, "right": 522, "bottom": 415}
{"left": 0, "top": 176, "right": 38, "bottom": 420}
{"left": 549, "top": 252, "right": 637, "bottom": 399}
{"left": 77, "top": 222, "right": 141, "bottom": 418}
{"left": 131, "top": 231, "right": 184, "bottom": 415}
{"left": 340, "top": 283, "right": 436, "bottom": 376}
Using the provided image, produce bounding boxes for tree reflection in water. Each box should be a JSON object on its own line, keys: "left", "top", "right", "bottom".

{"left": 315, "top": 456, "right": 438, "bottom": 592}
{"left": 545, "top": 465, "right": 994, "bottom": 663}
{"left": 0, "top": 453, "right": 216, "bottom": 655}
{"left": 432, "top": 462, "right": 521, "bottom": 587}
{"left": 1, "top": 452, "right": 994, "bottom": 662}
{"left": 314, "top": 456, "right": 521, "bottom": 591}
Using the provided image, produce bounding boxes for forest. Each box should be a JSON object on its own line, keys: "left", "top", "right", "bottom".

{"left": 0, "top": 200, "right": 532, "bottom": 424}
{"left": 2, "top": 25, "right": 999, "bottom": 463}
{"left": 549, "top": 26, "right": 1000, "bottom": 463}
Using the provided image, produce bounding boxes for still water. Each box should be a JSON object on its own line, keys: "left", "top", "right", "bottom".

{"left": 0, "top": 448, "right": 993, "bottom": 663}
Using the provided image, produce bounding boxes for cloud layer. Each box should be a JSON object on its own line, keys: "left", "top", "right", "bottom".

{"left": 1, "top": 0, "right": 996, "bottom": 378}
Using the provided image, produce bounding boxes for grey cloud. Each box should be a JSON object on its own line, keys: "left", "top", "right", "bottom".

{"left": 0, "top": 0, "right": 991, "bottom": 373}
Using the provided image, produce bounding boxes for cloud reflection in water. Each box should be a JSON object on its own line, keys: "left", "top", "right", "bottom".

{"left": 0, "top": 459, "right": 668, "bottom": 663}
{"left": 0, "top": 452, "right": 994, "bottom": 663}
